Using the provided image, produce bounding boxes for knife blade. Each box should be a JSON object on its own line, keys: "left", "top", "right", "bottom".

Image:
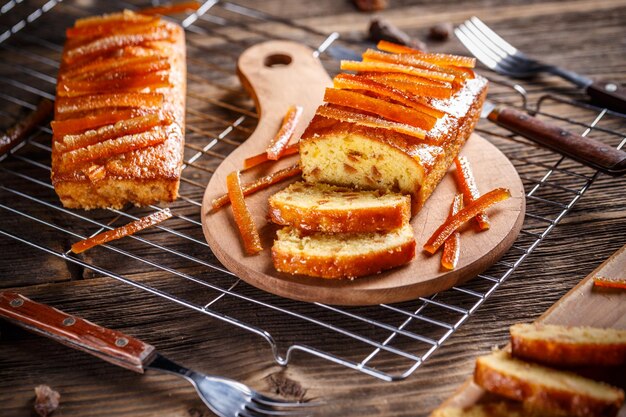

{"left": 481, "top": 100, "right": 626, "bottom": 176}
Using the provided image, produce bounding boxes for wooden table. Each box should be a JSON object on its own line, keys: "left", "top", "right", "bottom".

{"left": 1, "top": 1, "right": 625, "bottom": 416}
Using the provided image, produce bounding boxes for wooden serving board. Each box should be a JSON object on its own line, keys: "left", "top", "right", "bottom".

{"left": 201, "top": 40, "right": 526, "bottom": 306}
{"left": 433, "top": 243, "right": 626, "bottom": 416}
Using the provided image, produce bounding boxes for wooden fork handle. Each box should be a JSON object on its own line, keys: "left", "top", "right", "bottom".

{"left": 586, "top": 80, "right": 626, "bottom": 115}
{"left": 0, "top": 292, "right": 156, "bottom": 373}
{"left": 488, "top": 106, "right": 626, "bottom": 176}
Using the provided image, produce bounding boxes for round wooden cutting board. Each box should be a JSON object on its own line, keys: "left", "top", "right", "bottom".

{"left": 201, "top": 41, "right": 526, "bottom": 306}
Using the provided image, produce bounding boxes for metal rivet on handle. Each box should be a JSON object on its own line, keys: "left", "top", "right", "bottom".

{"left": 605, "top": 83, "right": 617, "bottom": 92}
{"left": 62, "top": 317, "right": 76, "bottom": 326}
{"left": 9, "top": 298, "right": 23, "bottom": 307}
{"left": 115, "top": 337, "right": 129, "bottom": 347}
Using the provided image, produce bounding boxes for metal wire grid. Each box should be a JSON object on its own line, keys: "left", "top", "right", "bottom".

{"left": 1, "top": 0, "right": 625, "bottom": 382}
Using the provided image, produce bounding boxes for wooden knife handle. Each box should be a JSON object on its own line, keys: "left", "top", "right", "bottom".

{"left": 586, "top": 80, "right": 626, "bottom": 115}
{"left": 0, "top": 292, "right": 156, "bottom": 373}
{"left": 488, "top": 106, "right": 626, "bottom": 176}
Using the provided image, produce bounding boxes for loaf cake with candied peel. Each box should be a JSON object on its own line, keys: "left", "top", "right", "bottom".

{"left": 299, "top": 42, "right": 487, "bottom": 214}
{"left": 268, "top": 181, "right": 410, "bottom": 233}
{"left": 474, "top": 350, "right": 625, "bottom": 417}
{"left": 272, "top": 223, "right": 416, "bottom": 279}
{"left": 51, "top": 10, "right": 185, "bottom": 209}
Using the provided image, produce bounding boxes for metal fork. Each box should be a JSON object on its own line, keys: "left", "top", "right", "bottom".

{"left": 455, "top": 16, "right": 626, "bottom": 113}
{"left": 0, "top": 292, "right": 319, "bottom": 417}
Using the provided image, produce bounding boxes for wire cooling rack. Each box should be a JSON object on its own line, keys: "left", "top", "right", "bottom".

{"left": 1, "top": 0, "right": 625, "bottom": 381}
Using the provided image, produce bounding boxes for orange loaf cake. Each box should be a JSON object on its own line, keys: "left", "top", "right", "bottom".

{"left": 299, "top": 46, "right": 488, "bottom": 214}
{"left": 51, "top": 10, "right": 186, "bottom": 209}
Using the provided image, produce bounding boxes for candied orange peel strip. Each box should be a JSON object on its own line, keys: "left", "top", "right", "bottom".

{"left": 316, "top": 104, "right": 427, "bottom": 140}
{"left": 66, "top": 19, "right": 162, "bottom": 42}
{"left": 139, "top": 1, "right": 201, "bottom": 16}
{"left": 362, "top": 49, "right": 471, "bottom": 82}
{"left": 0, "top": 99, "right": 53, "bottom": 157}
{"left": 51, "top": 109, "right": 144, "bottom": 137}
{"left": 424, "top": 187, "right": 511, "bottom": 254}
{"left": 341, "top": 60, "right": 455, "bottom": 83}
{"left": 593, "top": 276, "right": 626, "bottom": 290}
{"left": 243, "top": 143, "right": 299, "bottom": 170}
{"left": 56, "top": 93, "right": 164, "bottom": 116}
{"left": 212, "top": 164, "right": 302, "bottom": 210}
{"left": 226, "top": 170, "right": 263, "bottom": 255}
{"left": 324, "top": 88, "right": 437, "bottom": 131}
{"left": 454, "top": 156, "right": 490, "bottom": 230}
{"left": 377, "top": 41, "right": 476, "bottom": 68}
{"left": 61, "top": 56, "right": 169, "bottom": 81}
{"left": 74, "top": 10, "right": 156, "bottom": 28}
{"left": 441, "top": 193, "right": 463, "bottom": 270}
{"left": 58, "top": 72, "right": 171, "bottom": 97}
{"left": 361, "top": 72, "right": 453, "bottom": 99}
{"left": 267, "top": 105, "right": 303, "bottom": 160}
{"left": 71, "top": 208, "right": 172, "bottom": 254}
{"left": 376, "top": 40, "right": 423, "bottom": 54}
{"left": 55, "top": 113, "right": 169, "bottom": 153}
{"left": 333, "top": 73, "right": 445, "bottom": 119}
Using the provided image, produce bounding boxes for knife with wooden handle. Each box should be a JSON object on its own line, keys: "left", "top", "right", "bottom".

{"left": 0, "top": 291, "right": 156, "bottom": 372}
{"left": 482, "top": 101, "right": 626, "bottom": 176}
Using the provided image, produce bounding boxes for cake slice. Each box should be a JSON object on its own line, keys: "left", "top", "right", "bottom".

{"left": 268, "top": 181, "right": 411, "bottom": 233}
{"left": 510, "top": 323, "right": 626, "bottom": 367}
{"left": 272, "top": 223, "right": 416, "bottom": 279}
{"left": 474, "top": 350, "right": 624, "bottom": 417}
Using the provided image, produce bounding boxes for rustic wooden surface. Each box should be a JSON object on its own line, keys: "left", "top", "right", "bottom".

{"left": 1, "top": 1, "right": 626, "bottom": 416}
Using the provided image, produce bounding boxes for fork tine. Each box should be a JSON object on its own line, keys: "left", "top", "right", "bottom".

{"left": 245, "top": 403, "right": 314, "bottom": 417}
{"left": 252, "top": 394, "right": 323, "bottom": 408}
{"left": 469, "top": 17, "right": 518, "bottom": 55}
{"left": 454, "top": 25, "right": 500, "bottom": 69}
{"left": 462, "top": 19, "right": 514, "bottom": 62}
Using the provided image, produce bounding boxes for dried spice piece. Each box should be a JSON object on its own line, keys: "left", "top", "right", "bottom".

{"left": 341, "top": 60, "right": 455, "bottom": 83}
{"left": 368, "top": 18, "right": 426, "bottom": 51}
{"left": 333, "top": 73, "right": 445, "bottom": 119}
{"left": 355, "top": 0, "right": 389, "bottom": 12}
{"left": 226, "top": 171, "right": 263, "bottom": 255}
{"left": 211, "top": 164, "right": 302, "bottom": 210}
{"left": 34, "top": 385, "right": 60, "bottom": 417}
{"left": 0, "top": 99, "right": 53, "bottom": 157}
{"left": 424, "top": 188, "right": 511, "bottom": 254}
{"left": 441, "top": 193, "right": 463, "bottom": 270}
{"left": 243, "top": 143, "right": 299, "bottom": 170}
{"left": 593, "top": 276, "right": 626, "bottom": 290}
{"left": 267, "top": 105, "right": 303, "bottom": 160}
{"left": 324, "top": 88, "right": 438, "bottom": 131}
{"left": 454, "top": 156, "right": 490, "bottom": 230}
{"left": 139, "top": 1, "right": 201, "bottom": 16}
{"left": 316, "top": 104, "right": 427, "bottom": 140}
{"left": 71, "top": 208, "right": 172, "bottom": 253}
{"left": 428, "top": 22, "right": 453, "bottom": 41}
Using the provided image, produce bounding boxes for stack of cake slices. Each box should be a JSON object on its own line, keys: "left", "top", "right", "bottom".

{"left": 269, "top": 41, "right": 488, "bottom": 279}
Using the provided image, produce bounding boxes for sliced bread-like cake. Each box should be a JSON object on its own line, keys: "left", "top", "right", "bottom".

{"left": 474, "top": 350, "right": 624, "bottom": 417}
{"left": 268, "top": 181, "right": 411, "bottom": 233}
{"left": 272, "top": 223, "right": 416, "bottom": 279}
{"left": 510, "top": 323, "right": 626, "bottom": 367}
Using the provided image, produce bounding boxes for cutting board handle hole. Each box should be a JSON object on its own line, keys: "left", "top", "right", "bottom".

{"left": 264, "top": 53, "right": 292, "bottom": 68}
